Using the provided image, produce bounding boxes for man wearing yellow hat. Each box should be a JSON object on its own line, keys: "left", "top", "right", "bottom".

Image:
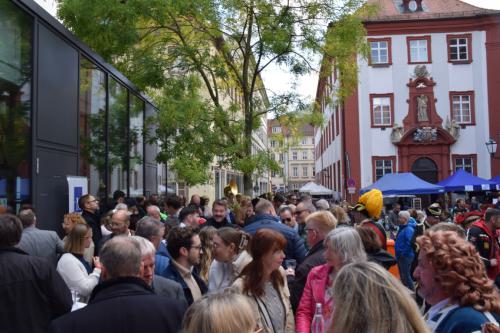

{"left": 349, "top": 189, "right": 387, "bottom": 250}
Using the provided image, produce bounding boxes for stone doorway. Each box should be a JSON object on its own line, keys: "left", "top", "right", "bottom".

{"left": 411, "top": 157, "right": 438, "bottom": 184}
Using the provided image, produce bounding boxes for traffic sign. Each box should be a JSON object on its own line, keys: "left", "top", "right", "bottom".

{"left": 347, "top": 178, "right": 356, "bottom": 187}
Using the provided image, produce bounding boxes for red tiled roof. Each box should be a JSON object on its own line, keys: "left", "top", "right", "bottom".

{"left": 365, "top": 0, "right": 499, "bottom": 22}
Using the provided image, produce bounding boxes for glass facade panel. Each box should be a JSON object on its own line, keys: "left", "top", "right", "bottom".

{"left": 0, "top": 1, "right": 32, "bottom": 211}
{"left": 79, "top": 57, "right": 106, "bottom": 198}
{"left": 108, "top": 77, "right": 128, "bottom": 196}
{"left": 129, "top": 94, "right": 144, "bottom": 196}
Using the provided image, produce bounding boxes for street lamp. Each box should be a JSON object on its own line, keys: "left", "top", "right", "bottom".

{"left": 485, "top": 138, "right": 500, "bottom": 159}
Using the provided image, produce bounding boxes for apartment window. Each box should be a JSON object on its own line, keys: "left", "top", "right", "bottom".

{"left": 368, "top": 38, "right": 391, "bottom": 66}
{"left": 450, "top": 91, "right": 475, "bottom": 125}
{"left": 447, "top": 34, "right": 472, "bottom": 64}
{"left": 270, "top": 140, "right": 276, "bottom": 148}
{"left": 301, "top": 138, "right": 307, "bottom": 145}
{"left": 370, "top": 94, "right": 394, "bottom": 127}
{"left": 279, "top": 154, "right": 284, "bottom": 162}
{"left": 271, "top": 170, "right": 277, "bottom": 177}
{"left": 372, "top": 157, "right": 395, "bottom": 181}
{"left": 292, "top": 167, "right": 298, "bottom": 177}
{"left": 453, "top": 155, "right": 476, "bottom": 174}
{"left": 303, "top": 167, "right": 308, "bottom": 177}
{"left": 272, "top": 126, "right": 281, "bottom": 133}
{"left": 407, "top": 36, "right": 431, "bottom": 64}
{"left": 292, "top": 151, "right": 298, "bottom": 160}
{"left": 302, "top": 151, "right": 308, "bottom": 160}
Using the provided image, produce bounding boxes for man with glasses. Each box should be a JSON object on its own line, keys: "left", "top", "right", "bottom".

{"left": 79, "top": 194, "right": 102, "bottom": 249}
{"left": 295, "top": 201, "right": 317, "bottom": 248}
{"left": 279, "top": 206, "right": 298, "bottom": 232}
{"left": 289, "top": 211, "right": 337, "bottom": 311}
{"left": 97, "top": 210, "right": 131, "bottom": 253}
{"left": 161, "top": 227, "right": 207, "bottom": 305}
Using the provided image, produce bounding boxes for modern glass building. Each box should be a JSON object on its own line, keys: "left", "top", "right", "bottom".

{"left": 0, "top": 0, "right": 158, "bottom": 230}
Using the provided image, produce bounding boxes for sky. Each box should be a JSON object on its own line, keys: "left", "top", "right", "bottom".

{"left": 260, "top": 0, "right": 500, "bottom": 108}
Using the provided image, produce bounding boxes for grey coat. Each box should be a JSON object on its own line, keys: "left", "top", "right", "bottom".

{"left": 17, "top": 227, "right": 64, "bottom": 266}
{"left": 152, "top": 275, "right": 187, "bottom": 304}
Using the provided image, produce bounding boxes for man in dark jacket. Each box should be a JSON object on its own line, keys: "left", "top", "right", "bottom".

{"left": 49, "top": 236, "right": 186, "bottom": 333}
{"left": 289, "top": 211, "right": 337, "bottom": 311}
{"left": 203, "top": 199, "right": 235, "bottom": 229}
{"left": 79, "top": 194, "right": 102, "bottom": 249}
{"left": 161, "top": 227, "right": 208, "bottom": 305}
{"left": 244, "top": 199, "right": 306, "bottom": 263}
{"left": 0, "top": 214, "right": 72, "bottom": 333}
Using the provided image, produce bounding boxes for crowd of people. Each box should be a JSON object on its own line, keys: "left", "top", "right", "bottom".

{"left": 1, "top": 189, "right": 500, "bottom": 333}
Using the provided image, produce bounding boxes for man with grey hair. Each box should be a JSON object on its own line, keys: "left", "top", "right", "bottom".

{"left": 97, "top": 209, "right": 131, "bottom": 253}
{"left": 295, "top": 201, "right": 317, "bottom": 248}
{"left": 315, "top": 199, "right": 330, "bottom": 211}
{"left": 395, "top": 210, "right": 417, "bottom": 291}
{"left": 135, "top": 217, "right": 170, "bottom": 274}
{"left": 146, "top": 205, "right": 163, "bottom": 222}
{"left": 49, "top": 236, "right": 186, "bottom": 333}
{"left": 16, "top": 208, "right": 64, "bottom": 267}
{"left": 131, "top": 236, "right": 186, "bottom": 303}
{"left": 244, "top": 199, "right": 306, "bottom": 263}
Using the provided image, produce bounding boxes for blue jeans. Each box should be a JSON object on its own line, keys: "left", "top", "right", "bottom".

{"left": 398, "top": 256, "right": 415, "bottom": 291}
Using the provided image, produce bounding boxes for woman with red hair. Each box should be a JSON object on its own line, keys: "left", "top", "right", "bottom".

{"left": 232, "top": 228, "right": 295, "bottom": 332}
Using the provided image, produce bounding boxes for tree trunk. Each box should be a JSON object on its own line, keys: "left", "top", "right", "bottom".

{"left": 243, "top": 172, "right": 253, "bottom": 196}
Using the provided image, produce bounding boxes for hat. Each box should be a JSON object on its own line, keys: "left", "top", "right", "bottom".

{"left": 455, "top": 210, "right": 483, "bottom": 228}
{"left": 351, "top": 189, "right": 383, "bottom": 219}
{"left": 426, "top": 203, "right": 442, "bottom": 217}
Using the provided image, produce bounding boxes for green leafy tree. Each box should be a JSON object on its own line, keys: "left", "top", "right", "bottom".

{"left": 58, "top": 0, "right": 371, "bottom": 194}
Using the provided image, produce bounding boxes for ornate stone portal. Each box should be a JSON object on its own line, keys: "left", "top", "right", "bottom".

{"left": 393, "top": 65, "right": 456, "bottom": 182}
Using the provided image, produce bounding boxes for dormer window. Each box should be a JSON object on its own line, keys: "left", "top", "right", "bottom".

{"left": 402, "top": 0, "right": 423, "bottom": 12}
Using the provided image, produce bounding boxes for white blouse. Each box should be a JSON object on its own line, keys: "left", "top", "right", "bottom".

{"left": 57, "top": 253, "right": 101, "bottom": 301}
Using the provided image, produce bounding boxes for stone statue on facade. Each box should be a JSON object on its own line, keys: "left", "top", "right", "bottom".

{"left": 391, "top": 123, "right": 404, "bottom": 143}
{"left": 445, "top": 116, "right": 460, "bottom": 139}
{"left": 417, "top": 94, "right": 429, "bottom": 122}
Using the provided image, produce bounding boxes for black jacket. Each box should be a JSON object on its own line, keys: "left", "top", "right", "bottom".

{"left": 81, "top": 210, "right": 102, "bottom": 249}
{"left": 367, "top": 249, "right": 397, "bottom": 270}
{"left": 203, "top": 217, "right": 235, "bottom": 229}
{"left": 289, "top": 241, "right": 326, "bottom": 312}
{"left": 0, "top": 247, "right": 72, "bottom": 333}
{"left": 49, "top": 277, "right": 187, "bottom": 333}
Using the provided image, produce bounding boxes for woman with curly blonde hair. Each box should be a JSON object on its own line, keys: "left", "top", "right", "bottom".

{"left": 330, "top": 261, "right": 430, "bottom": 333}
{"left": 414, "top": 230, "right": 500, "bottom": 332}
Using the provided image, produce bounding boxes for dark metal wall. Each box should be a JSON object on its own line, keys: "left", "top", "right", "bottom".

{"left": 11, "top": 0, "right": 158, "bottom": 232}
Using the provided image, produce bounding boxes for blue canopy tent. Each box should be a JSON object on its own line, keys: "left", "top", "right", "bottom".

{"left": 490, "top": 176, "right": 500, "bottom": 191}
{"left": 437, "top": 169, "right": 495, "bottom": 192}
{"left": 360, "top": 173, "right": 445, "bottom": 196}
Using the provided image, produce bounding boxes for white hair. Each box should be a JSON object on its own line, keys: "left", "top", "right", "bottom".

{"left": 324, "top": 227, "right": 367, "bottom": 266}
{"left": 131, "top": 236, "right": 156, "bottom": 257}
{"left": 398, "top": 210, "right": 411, "bottom": 221}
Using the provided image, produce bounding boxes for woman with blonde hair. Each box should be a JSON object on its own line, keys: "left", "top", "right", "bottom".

{"left": 198, "top": 226, "right": 217, "bottom": 283}
{"left": 208, "top": 227, "right": 252, "bottom": 292}
{"left": 330, "top": 261, "right": 430, "bottom": 333}
{"left": 57, "top": 223, "right": 101, "bottom": 302}
{"left": 182, "top": 289, "right": 257, "bottom": 333}
{"left": 61, "top": 212, "right": 94, "bottom": 263}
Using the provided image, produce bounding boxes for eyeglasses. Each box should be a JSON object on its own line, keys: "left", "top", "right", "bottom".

{"left": 294, "top": 210, "right": 307, "bottom": 215}
{"left": 281, "top": 218, "right": 292, "bottom": 222}
{"left": 87, "top": 199, "right": 98, "bottom": 204}
{"left": 304, "top": 227, "right": 316, "bottom": 233}
{"left": 190, "top": 245, "right": 202, "bottom": 251}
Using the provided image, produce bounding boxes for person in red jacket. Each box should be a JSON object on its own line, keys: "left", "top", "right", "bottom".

{"left": 466, "top": 208, "right": 500, "bottom": 286}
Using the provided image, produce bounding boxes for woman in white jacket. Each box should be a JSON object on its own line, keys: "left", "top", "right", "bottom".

{"left": 57, "top": 223, "right": 101, "bottom": 302}
{"left": 208, "top": 227, "right": 252, "bottom": 292}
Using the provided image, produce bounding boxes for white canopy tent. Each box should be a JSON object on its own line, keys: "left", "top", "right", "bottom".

{"left": 299, "top": 182, "right": 333, "bottom": 195}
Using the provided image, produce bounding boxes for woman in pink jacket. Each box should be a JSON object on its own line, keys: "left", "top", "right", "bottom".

{"left": 295, "top": 227, "right": 367, "bottom": 333}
